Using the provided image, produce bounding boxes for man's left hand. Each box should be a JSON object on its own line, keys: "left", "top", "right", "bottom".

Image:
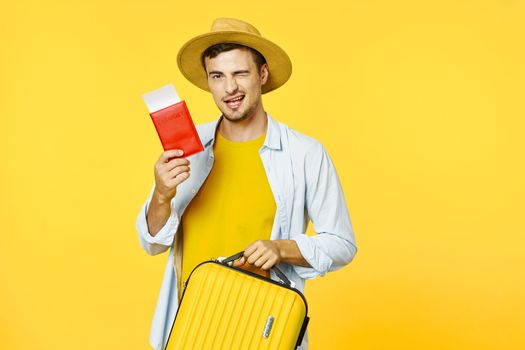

{"left": 233, "top": 240, "right": 281, "bottom": 270}
{"left": 233, "top": 240, "right": 311, "bottom": 270}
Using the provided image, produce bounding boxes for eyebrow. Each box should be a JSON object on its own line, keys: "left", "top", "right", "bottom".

{"left": 233, "top": 70, "right": 250, "bottom": 74}
{"left": 208, "top": 69, "right": 251, "bottom": 76}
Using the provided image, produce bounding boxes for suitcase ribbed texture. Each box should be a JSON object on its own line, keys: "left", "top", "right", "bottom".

{"left": 166, "top": 262, "right": 307, "bottom": 350}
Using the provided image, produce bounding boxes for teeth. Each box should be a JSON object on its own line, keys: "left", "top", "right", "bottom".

{"left": 227, "top": 96, "right": 243, "bottom": 102}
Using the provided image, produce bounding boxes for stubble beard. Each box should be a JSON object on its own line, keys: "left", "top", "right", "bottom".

{"left": 221, "top": 99, "right": 259, "bottom": 123}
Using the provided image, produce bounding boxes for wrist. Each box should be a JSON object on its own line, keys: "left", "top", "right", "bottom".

{"left": 276, "top": 240, "right": 310, "bottom": 267}
{"left": 152, "top": 189, "right": 173, "bottom": 206}
{"left": 276, "top": 240, "right": 289, "bottom": 262}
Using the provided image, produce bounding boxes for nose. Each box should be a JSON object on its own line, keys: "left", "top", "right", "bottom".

{"left": 224, "top": 76, "right": 238, "bottom": 94}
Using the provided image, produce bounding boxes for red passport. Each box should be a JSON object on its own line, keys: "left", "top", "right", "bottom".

{"left": 143, "top": 84, "right": 204, "bottom": 157}
{"left": 149, "top": 101, "right": 204, "bottom": 156}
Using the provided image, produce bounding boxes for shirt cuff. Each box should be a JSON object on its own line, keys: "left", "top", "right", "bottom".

{"left": 136, "top": 200, "right": 179, "bottom": 254}
{"left": 289, "top": 234, "right": 333, "bottom": 279}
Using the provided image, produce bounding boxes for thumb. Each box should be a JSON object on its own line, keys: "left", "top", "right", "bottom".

{"left": 234, "top": 256, "right": 246, "bottom": 266}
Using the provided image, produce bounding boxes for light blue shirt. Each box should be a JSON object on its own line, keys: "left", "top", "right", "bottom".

{"left": 136, "top": 113, "right": 357, "bottom": 350}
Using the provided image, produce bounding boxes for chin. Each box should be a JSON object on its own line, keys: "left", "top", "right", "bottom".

{"left": 222, "top": 109, "right": 251, "bottom": 123}
{"left": 223, "top": 114, "right": 249, "bottom": 123}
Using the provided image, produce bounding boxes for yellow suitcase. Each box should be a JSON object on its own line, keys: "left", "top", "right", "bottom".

{"left": 165, "top": 252, "right": 309, "bottom": 350}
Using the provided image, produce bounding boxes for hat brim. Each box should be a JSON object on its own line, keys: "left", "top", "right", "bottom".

{"left": 177, "top": 31, "right": 292, "bottom": 94}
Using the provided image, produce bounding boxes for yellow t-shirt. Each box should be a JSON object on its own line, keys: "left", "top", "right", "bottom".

{"left": 180, "top": 130, "right": 276, "bottom": 290}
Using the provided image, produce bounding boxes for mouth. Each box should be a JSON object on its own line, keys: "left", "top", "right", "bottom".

{"left": 224, "top": 95, "right": 245, "bottom": 109}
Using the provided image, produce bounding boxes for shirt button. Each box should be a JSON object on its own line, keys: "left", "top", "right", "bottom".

{"left": 192, "top": 188, "right": 196, "bottom": 194}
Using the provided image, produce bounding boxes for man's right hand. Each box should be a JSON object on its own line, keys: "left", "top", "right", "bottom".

{"left": 147, "top": 149, "right": 190, "bottom": 236}
{"left": 153, "top": 149, "right": 191, "bottom": 203}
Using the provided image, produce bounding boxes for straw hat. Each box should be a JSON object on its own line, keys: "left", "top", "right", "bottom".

{"left": 177, "top": 17, "right": 292, "bottom": 94}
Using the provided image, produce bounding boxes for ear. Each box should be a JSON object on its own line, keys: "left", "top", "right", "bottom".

{"left": 260, "top": 63, "right": 269, "bottom": 86}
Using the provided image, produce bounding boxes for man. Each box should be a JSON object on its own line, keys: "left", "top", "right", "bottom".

{"left": 136, "top": 17, "right": 357, "bottom": 350}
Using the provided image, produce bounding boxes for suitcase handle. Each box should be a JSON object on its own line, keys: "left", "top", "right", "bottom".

{"left": 220, "top": 251, "right": 295, "bottom": 288}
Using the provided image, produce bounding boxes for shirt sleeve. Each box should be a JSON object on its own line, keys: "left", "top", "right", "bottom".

{"left": 290, "top": 142, "right": 357, "bottom": 279}
{"left": 135, "top": 183, "right": 180, "bottom": 256}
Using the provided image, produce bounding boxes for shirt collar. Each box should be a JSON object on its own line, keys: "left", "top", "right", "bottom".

{"left": 201, "top": 113, "right": 282, "bottom": 151}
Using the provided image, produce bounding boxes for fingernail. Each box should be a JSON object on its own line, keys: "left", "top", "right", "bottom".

{"left": 178, "top": 150, "right": 184, "bottom": 156}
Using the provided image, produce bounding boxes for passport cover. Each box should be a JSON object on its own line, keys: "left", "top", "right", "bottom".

{"left": 149, "top": 101, "right": 204, "bottom": 157}
{"left": 143, "top": 84, "right": 204, "bottom": 157}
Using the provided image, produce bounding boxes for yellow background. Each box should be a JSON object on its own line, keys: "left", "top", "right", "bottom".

{"left": 1, "top": 0, "right": 524, "bottom": 349}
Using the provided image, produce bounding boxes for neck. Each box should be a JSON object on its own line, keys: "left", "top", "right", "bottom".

{"left": 218, "top": 106, "right": 268, "bottom": 142}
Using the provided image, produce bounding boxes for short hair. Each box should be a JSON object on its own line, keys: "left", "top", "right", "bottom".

{"left": 201, "top": 43, "right": 267, "bottom": 73}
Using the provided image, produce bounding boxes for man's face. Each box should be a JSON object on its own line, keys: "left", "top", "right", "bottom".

{"left": 204, "top": 48, "right": 268, "bottom": 123}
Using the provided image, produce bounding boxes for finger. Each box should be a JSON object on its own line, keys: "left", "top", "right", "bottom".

{"left": 160, "top": 165, "right": 188, "bottom": 183}
{"left": 166, "top": 171, "right": 190, "bottom": 188}
{"left": 244, "top": 241, "right": 262, "bottom": 256}
{"left": 253, "top": 254, "right": 270, "bottom": 268}
{"left": 258, "top": 250, "right": 278, "bottom": 270}
{"left": 163, "top": 158, "right": 190, "bottom": 172}
{"left": 166, "top": 165, "right": 190, "bottom": 179}
{"left": 234, "top": 256, "right": 246, "bottom": 266}
{"left": 247, "top": 249, "right": 264, "bottom": 265}
{"left": 156, "top": 160, "right": 189, "bottom": 177}
{"left": 261, "top": 257, "right": 277, "bottom": 271}
{"left": 159, "top": 149, "right": 184, "bottom": 163}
